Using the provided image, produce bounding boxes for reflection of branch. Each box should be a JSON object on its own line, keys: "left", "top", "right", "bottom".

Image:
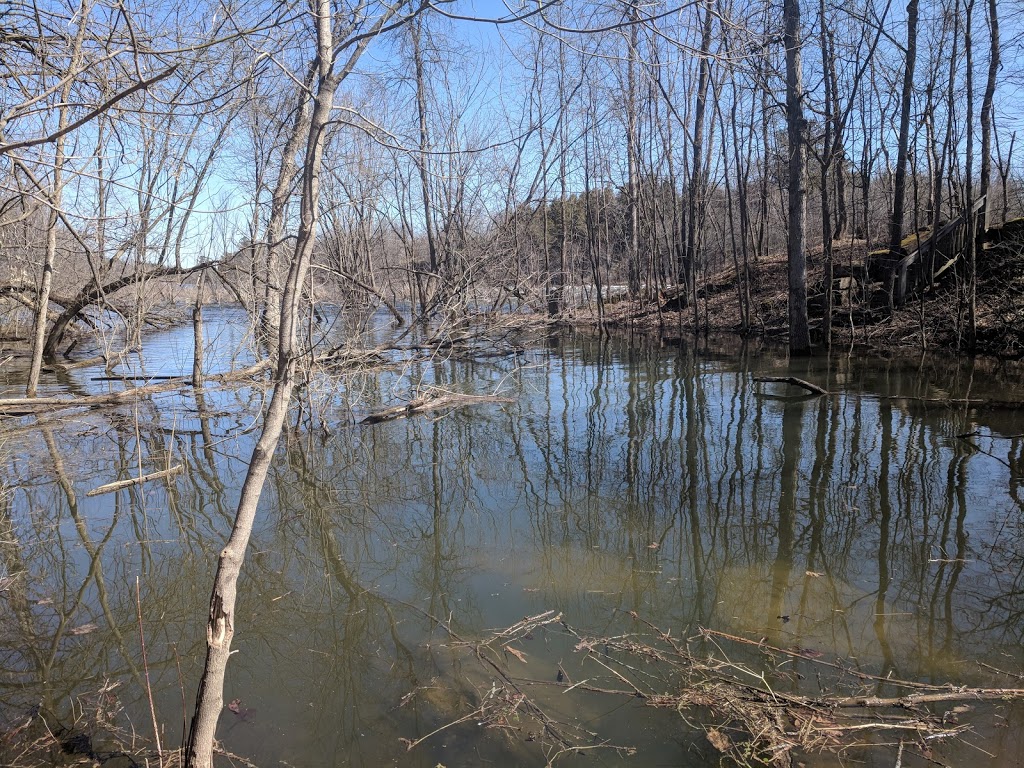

{"left": 135, "top": 578, "right": 164, "bottom": 762}
{"left": 956, "top": 433, "right": 1016, "bottom": 473}
{"left": 41, "top": 426, "right": 143, "bottom": 685}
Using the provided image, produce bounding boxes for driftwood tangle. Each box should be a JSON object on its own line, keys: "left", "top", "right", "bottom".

{"left": 412, "top": 612, "right": 1024, "bottom": 767}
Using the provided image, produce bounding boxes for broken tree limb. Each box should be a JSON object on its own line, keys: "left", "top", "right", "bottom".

{"left": 753, "top": 375, "right": 829, "bottom": 396}
{"left": 90, "top": 375, "right": 182, "bottom": 382}
{"left": 360, "top": 392, "right": 514, "bottom": 425}
{"left": 86, "top": 465, "right": 183, "bottom": 497}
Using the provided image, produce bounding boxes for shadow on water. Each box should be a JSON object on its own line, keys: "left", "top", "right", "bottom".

{"left": 3, "top": 315, "right": 1024, "bottom": 765}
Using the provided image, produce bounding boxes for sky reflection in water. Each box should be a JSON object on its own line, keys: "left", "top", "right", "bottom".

{"left": 3, "top": 315, "right": 1024, "bottom": 766}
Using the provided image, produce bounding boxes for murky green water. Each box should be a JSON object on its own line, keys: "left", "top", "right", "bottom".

{"left": 3, "top": 313, "right": 1024, "bottom": 766}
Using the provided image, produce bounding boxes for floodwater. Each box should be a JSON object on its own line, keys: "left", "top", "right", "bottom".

{"left": 3, "top": 309, "right": 1024, "bottom": 766}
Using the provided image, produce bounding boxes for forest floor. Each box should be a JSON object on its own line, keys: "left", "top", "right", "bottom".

{"left": 586, "top": 225, "right": 1024, "bottom": 359}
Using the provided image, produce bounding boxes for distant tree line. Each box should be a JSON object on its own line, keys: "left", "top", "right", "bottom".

{"left": 0, "top": 0, "right": 1014, "bottom": 373}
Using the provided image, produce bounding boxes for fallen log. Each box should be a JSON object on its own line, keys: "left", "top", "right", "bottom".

{"left": 830, "top": 688, "right": 1024, "bottom": 708}
{"left": 0, "top": 396, "right": 69, "bottom": 409}
{"left": 361, "top": 392, "right": 515, "bottom": 425}
{"left": 86, "top": 465, "right": 183, "bottom": 497}
{"left": 53, "top": 355, "right": 108, "bottom": 371}
{"left": 0, "top": 360, "right": 271, "bottom": 417}
{"left": 90, "top": 375, "right": 182, "bottom": 382}
{"left": 753, "top": 375, "right": 829, "bottom": 396}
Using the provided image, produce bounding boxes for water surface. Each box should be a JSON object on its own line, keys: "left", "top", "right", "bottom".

{"left": 2, "top": 314, "right": 1024, "bottom": 766}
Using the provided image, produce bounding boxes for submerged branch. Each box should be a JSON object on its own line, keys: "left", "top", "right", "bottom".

{"left": 416, "top": 612, "right": 1024, "bottom": 768}
{"left": 393, "top": 602, "right": 636, "bottom": 762}
{"left": 360, "top": 391, "right": 515, "bottom": 425}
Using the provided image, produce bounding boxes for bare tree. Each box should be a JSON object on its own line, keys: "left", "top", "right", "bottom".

{"left": 785, "top": 0, "right": 811, "bottom": 353}
{"left": 184, "top": 3, "right": 421, "bottom": 765}
{"left": 888, "top": 0, "right": 920, "bottom": 261}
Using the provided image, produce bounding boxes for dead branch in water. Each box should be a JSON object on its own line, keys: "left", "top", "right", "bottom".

{"left": 86, "top": 465, "right": 183, "bottom": 497}
{"left": 393, "top": 603, "right": 636, "bottom": 764}
{"left": 416, "top": 611, "right": 1024, "bottom": 767}
{"left": 753, "top": 375, "right": 830, "bottom": 396}
{"left": 361, "top": 390, "right": 515, "bottom": 425}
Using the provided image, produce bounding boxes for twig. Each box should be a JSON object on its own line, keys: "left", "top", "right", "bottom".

{"left": 545, "top": 742, "right": 636, "bottom": 766}
{"left": 399, "top": 704, "right": 487, "bottom": 751}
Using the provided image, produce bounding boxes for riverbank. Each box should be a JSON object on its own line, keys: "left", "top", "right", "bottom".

{"left": 4, "top": 227, "right": 1022, "bottom": 381}
{"left": 584, "top": 229, "right": 1024, "bottom": 359}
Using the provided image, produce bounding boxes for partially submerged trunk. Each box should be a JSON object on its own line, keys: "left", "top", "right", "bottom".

{"left": 192, "top": 272, "right": 205, "bottom": 388}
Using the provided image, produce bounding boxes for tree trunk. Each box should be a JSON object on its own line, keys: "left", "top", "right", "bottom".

{"left": 261, "top": 74, "right": 315, "bottom": 357}
{"left": 625, "top": 1, "right": 641, "bottom": 298}
{"left": 819, "top": 3, "right": 835, "bottom": 348}
{"left": 964, "top": 0, "right": 977, "bottom": 348}
{"left": 411, "top": 17, "right": 440, "bottom": 309}
{"left": 977, "top": 0, "right": 998, "bottom": 250}
{"left": 888, "top": 0, "right": 919, "bottom": 261}
{"left": 192, "top": 272, "right": 205, "bottom": 389}
{"left": 784, "top": 0, "right": 811, "bottom": 354}
{"left": 684, "top": 0, "right": 714, "bottom": 314}
{"left": 183, "top": 0, "right": 404, "bottom": 761}
{"left": 26, "top": 4, "right": 89, "bottom": 394}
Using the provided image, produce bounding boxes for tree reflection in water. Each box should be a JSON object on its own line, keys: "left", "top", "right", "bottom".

{"left": 3, "top": 326, "right": 1024, "bottom": 765}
